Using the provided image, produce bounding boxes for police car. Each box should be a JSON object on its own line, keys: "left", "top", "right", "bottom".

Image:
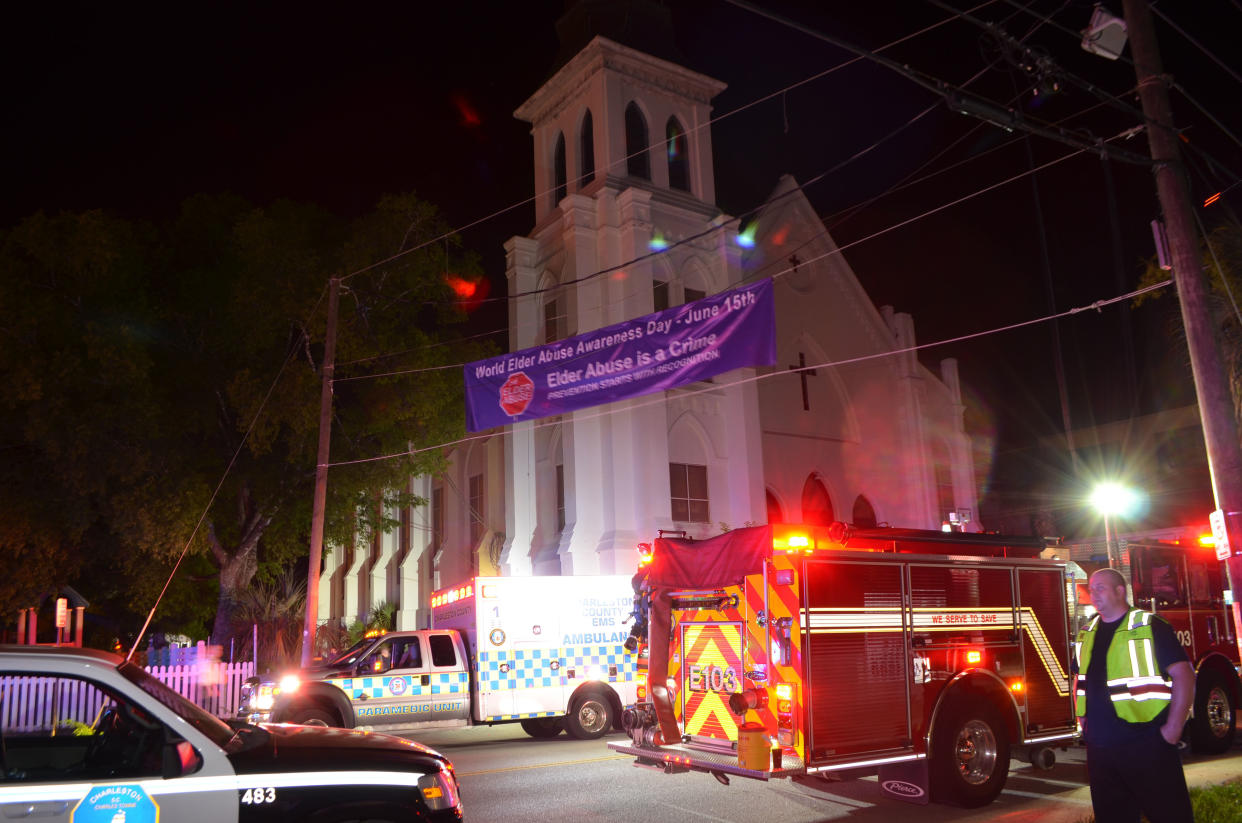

{"left": 0, "top": 645, "right": 463, "bottom": 822}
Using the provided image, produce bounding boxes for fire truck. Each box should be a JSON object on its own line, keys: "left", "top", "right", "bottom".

{"left": 238, "top": 575, "right": 639, "bottom": 740}
{"left": 1061, "top": 532, "right": 1240, "bottom": 754}
{"left": 608, "top": 523, "right": 1077, "bottom": 808}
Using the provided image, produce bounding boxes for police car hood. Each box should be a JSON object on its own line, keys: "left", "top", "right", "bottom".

{"left": 227, "top": 722, "right": 450, "bottom": 774}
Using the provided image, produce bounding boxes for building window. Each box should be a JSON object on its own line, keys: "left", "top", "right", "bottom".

{"left": 625, "top": 102, "right": 650, "bottom": 180}
{"left": 852, "top": 495, "right": 877, "bottom": 528}
{"left": 684, "top": 286, "right": 706, "bottom": 304}
{"left": 653, "top": 279, "right": 669, "bottom": 312}
{"left": 766, "top": 490, "right": 784, "bottom": 524}
{"left": 556, "top": 464, "right": 566, "bottom": 533}
{"left": 544, "top": 298, "right": 564, "bottom": 343}
{"left": 553, "top": 131, "right": 567, "bottom": 206}
{"left": 801, "top": 476, "right": 834, "bottom": 526}
{"left": 431, "top": 486, "right": 444, "bottom": 554}
{"left": 666, "top": 117, "right": 689, "bottom": 192}
{"left": 670, "top": 463, "right": 709, "bottom": 523}
{"left": 469, "top": 474, "right": 484, "bottom": 546}
{"left": 579, "top": 109, "right": 595, "bottom": 185}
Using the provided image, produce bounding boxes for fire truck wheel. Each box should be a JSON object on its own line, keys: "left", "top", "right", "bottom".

{"left": 1190, "top": 672, "right": 1236, "bottom": 754}
{"left": 289, "top": 706, "right": 336, "bottom": 727}
{"left": 930, "top": 700, "right": 1010, "bottom": 808}
{"left": 565, "top": 691, "right": 614, "bottom": 740}
{"left": 520, "top": 717, "right": 564, "bottom": 738}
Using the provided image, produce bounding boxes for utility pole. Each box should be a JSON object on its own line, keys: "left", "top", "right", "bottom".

{"left": 1122, "top": 0, "right": 1242, "bottom": 640}
{"left": 302, "top": 276, "right": 341, "bottom": 668}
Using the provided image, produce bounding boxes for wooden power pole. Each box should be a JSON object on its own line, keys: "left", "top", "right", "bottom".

{"left": 1122, "top": 0, "right": 1242, "bottom": 638}
{"left": 302, "top": 276, "right": 341, "bottom": 668}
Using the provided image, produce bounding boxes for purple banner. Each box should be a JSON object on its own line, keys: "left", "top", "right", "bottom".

{"left": 464, "top": 279, "right": 775, "bottom": 432}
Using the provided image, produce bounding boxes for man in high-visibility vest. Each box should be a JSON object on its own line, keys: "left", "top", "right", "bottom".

{"left": 1075, "top": 568, "right": 1194, "bottom": 823}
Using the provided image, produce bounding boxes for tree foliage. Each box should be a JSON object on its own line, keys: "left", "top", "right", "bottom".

{"left": 0, "top": 193, "right": 491, "bottom": 647}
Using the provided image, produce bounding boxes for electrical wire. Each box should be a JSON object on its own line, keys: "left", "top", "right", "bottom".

{"left": 127, "top": 284, "right": 330, "bottom": 660}
{"left": 1150, "top": 3, "right": 1242, "bottom": 88}
{"left": 336, "top": 1, "right": 1008, "bottom": 292}
{"left": 327, "top": 277, "right": 1173, "bottom": 469}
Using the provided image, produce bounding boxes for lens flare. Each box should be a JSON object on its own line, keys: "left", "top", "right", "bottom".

{"left": 648, "top": 233, "right": 669, "bottom": 252}
{"left": 451, "top": 93, "right": 482, "bottom": 128}
{"left": 736, "top": 224, "right": 757, "bottom": 249}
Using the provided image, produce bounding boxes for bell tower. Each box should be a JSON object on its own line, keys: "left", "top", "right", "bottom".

{"left": 502, "top": 15, "right": 762, "bottom": 579}
{"left": 515, "top": 34, "right": 725, "bottom": 227}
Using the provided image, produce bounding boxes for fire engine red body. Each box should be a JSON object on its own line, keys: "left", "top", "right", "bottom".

{"left": 1067, "top": 535, "right": 1240, "bottom": 753}
{"left": 609, "top": 523, "right": 1077, "bottom": 808}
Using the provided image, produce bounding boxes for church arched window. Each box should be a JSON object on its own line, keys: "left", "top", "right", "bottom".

{"left": 801, "top": 475, "right": 834, "bottom": 526}
{"left": 625, "top": 102, "right": 650, "bottom": 180}
{"left": 552, "top": 131, "right": 567, "bottom": 206}
{"left": 766, "top": 490, "right": 785, "bottom": 524}
{"left": 852, "top": 495, "right": 877, "bottom": 528}
{"left": 579, "top": 109, "right": 595, "bottom": 186}
{"left": 666, "top": 117, "right": 689, "bottom": 192}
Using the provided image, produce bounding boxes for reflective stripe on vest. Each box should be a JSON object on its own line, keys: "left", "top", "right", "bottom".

{"left": 1075, "top": 608, "right": 1172, "bottom": 723}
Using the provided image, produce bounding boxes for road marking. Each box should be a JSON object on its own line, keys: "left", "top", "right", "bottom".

{"left": 458, "top": 753, "right": 629, "bottom": 777}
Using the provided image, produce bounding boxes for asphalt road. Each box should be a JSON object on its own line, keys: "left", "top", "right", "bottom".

{"left": 406, "top": 724, "right": 1242, "bottom": 823}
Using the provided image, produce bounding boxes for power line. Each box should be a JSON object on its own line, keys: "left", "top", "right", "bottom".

{"left": 328, "top": 277, "right": 1173, "bottom": 469}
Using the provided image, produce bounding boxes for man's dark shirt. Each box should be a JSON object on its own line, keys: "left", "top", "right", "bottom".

{"left": 1081, "top": 611, "right": 1189, "bottom": 746}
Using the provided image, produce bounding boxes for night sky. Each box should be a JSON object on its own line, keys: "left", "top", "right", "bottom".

{"left": 5, "top": 1, "right": 1239, "bottom": 531}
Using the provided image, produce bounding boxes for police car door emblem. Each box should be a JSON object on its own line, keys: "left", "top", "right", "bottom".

{"left": 72, "top": 784, "right": 158, "bottom": 823}
{"left": 389, "top": 676, "right": 407, "bottom": 695}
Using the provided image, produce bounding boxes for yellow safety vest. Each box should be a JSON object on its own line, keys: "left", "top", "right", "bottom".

{"left": 1075, "top": 609, "right": 1173, "bottom": 723}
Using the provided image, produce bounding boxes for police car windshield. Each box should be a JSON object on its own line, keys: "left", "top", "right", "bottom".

{"left": 118, "top": 660, "right": 236, "bottom": 748}
{"left": 328, "top": 636, "right": 376, "bottom": 667}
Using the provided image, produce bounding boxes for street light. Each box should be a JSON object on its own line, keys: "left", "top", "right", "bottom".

{"left": 1089, "top": 482, "right": 1140, "bottom": 566}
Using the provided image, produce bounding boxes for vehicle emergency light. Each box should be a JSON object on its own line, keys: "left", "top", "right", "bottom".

{"left": 636, "top": 673, "right": 647, "bottom": 701}
{"left": 1199, "top": 534, "right": 1216, "bottom": 548}
{"left": 966, "top": 649, "right": 982, "bottom": 664}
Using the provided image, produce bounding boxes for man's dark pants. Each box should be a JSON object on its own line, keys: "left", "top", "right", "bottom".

{"left": 1087, "top": 735, "right": 1194, "bottom": 823}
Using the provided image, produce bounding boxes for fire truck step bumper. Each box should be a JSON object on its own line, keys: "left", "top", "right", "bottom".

{"left": 607, "top": 740, "right": 805, "bottom": 781}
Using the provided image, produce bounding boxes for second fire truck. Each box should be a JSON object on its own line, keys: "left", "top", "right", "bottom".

{"left": 609, "top": 523, "right": 1077, "bottom": 808}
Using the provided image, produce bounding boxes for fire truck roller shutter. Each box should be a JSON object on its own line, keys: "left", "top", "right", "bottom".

{"left": 928, "top": 681, "right": 1016, "bottom": 808}
{"left": 1190, "top": 659, "right": 1238, "bottom": 754}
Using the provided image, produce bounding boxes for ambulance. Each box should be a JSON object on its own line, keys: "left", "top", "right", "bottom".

{"left": 608, "top": 523, "right": 1077, "bottom": 808}
{"left": 239, "top": 575, "right": 639, "bottom": 740}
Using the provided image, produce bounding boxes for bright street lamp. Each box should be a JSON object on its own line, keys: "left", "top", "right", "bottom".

{"left": 1089, "top": 482, "right": 1140, "bottom": 566}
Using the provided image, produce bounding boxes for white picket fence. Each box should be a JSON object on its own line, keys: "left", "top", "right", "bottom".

{"left": 1, "top": 661, "right": 255, "bottom": 732}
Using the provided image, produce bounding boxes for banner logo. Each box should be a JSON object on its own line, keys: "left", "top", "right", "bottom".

{"left": 499, "top": 372, "right": 535, "bottom": 417}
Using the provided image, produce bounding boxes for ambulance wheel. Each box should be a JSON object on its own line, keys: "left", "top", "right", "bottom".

{"left": 1190, "top": 671, "right": 1236, "bottom": 754}
{"left": 930, "top": 699, "right": 1009, "bottom": 808}
{"left": 290, "top": 707, "right": 336, "bottom": 727}
{"left": 565, "top": 691, "right": 613, "bottom": 740}
{"left": 521, "top": 717, "right": 564, "bottom": 738}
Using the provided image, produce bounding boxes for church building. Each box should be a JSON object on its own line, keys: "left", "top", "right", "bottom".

{"left": 318, "top": 18, "right": 981, "bottom": 631}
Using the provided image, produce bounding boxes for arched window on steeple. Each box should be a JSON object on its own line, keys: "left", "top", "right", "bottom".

{"left": 579, "top": 109, "right": 595, "bottom": 186}
{"left": 625, "top": 102, "right": 650, "bottom": 180}
{"left": 552, "top": 131, "right": 567, "bottom": 206}
{"left": 666, "top": 117, "right": 689, "bottom": 192}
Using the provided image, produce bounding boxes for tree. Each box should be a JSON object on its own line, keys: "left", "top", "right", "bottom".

{"left": 0, "top": 193, "right": 491, "bottom": 647}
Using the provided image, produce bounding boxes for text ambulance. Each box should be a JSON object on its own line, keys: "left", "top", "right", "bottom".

{"left": 239, "top": 575, "right": 639, "bottom": 740}
{"left": 609, "top": 523, "right": 1077, "bottom": 808}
